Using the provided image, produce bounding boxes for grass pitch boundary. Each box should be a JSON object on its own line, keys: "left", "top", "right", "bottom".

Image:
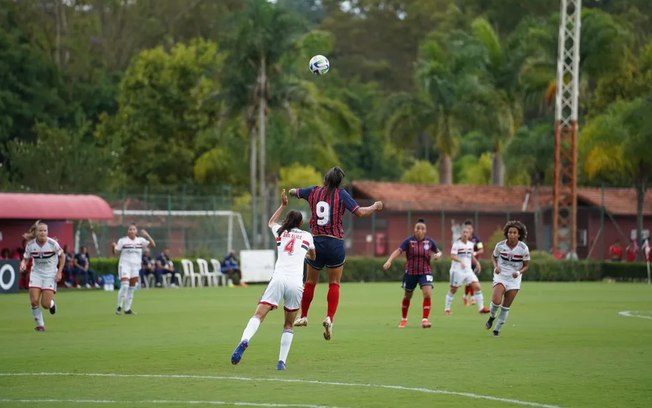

{"left": 0, "top": 372, "right": 563, "bottom": 408}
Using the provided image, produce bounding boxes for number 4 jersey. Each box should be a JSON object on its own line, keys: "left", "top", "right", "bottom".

{"left": 271, "top": 224, "right": 315, "bottom": 277}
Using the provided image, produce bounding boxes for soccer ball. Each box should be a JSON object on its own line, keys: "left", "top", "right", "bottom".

{"left": 309, "top": 55, "right": 330, "bottom": 75}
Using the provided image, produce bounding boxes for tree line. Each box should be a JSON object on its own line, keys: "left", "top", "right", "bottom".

{"left": 1, "top": 0, "right": 651, "bottom": 246}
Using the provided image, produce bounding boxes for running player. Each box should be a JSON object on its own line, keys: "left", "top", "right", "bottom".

{"left": 112, "top": 224, "right": 155, "bottom": 315}
{"left": 289, "top": 166, "right": 383, "bottom": 340}
{"left": 231, "top": 189, "right": 316, "bottom": 370}
{"left": 486, "top": 220, "right": 530, "bottom": 336}
{"left": 444, "top": 225, "right": 490, "bottom": 315}
{"left": 382, "top": 218, "right": 442, "bottom": 329}
{"left": 20, "top": 221, "right": 64, "bottom": 332}
{"left": 463, "top": 219, "right": 484, "bottom": 306}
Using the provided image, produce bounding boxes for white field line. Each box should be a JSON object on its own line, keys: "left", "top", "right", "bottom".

{"left": 618, "top": 310, "right": 652, "bottom": 320}
{"left": 0, "top": 398, "right": 343, "bottom": 408}
{"left": 0, "top": 372, "right": 562, "bottom": 408}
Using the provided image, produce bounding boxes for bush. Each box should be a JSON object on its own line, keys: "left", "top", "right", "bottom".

{"left": 92, "top": 257, "right": 650, "bottom": 283}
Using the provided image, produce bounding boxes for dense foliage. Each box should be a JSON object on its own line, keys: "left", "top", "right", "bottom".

{"left": 2, "top": 0, "right": 651, "bottom": 241}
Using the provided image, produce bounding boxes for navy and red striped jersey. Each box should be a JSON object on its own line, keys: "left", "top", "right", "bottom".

{"left": 296, "top": 186, "right": 360, "bottom": 239}
{"left": 398, "top": 236, "right": 439, "bottom": 275}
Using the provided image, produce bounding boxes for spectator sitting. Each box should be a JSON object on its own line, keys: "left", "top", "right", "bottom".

{"left": 626, "top": 239, "right": 639, "bottom": 262}
{"left": 608, "top": 239, "right": 623, "bottom": 262}
{"left": 74, "top": 246, "right": 100, "bottom": 289}
{"left": 140, "top": 248, "right": 155, "bottom": 287}
{"left": 154, "top": 248, "right": 178, "bottom": 288}
{"left": 62, "top": 245, "right": 77, "bottom": 288}
{"left": 222, "top": 251, "right": 245, "bottom": 286}
{"left": 1, "top": 247, "right": 12, "bottom": 260}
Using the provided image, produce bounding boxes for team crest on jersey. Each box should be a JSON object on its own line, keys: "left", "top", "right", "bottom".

{"left": 423, "top": 243, "right": 430, "bottom": 251}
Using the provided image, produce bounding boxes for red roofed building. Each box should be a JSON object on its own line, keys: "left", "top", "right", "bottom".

{"left": 0, "top": 193, "right": 113, "bottom": 256}
{"left": 348, "top": 181, "right": 652, "bottom": 260}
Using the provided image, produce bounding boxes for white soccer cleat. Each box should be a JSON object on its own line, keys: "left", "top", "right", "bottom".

{"left": 294, "top": 317, "right": 308, "bottom": 327}
{"left": 322, "top": 317, "right": 333, "bottom": 341}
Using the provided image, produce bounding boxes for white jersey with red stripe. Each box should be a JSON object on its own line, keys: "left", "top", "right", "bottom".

{"left": 450, "top": 239, "right": 475, "bottom": 273}
{"left": 115, "top": 236, "right": 150, "bottom": 268}
{"left": 23, "top": 238, "right": 63, "bottom": 278}
{"left": 271, "top": 224, "right": 314, "bottom": 277}
{"left": 493, "top": 239, "right": 530, "bottom": 278}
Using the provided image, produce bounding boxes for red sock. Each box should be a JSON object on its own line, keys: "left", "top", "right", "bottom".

{"left": 464, "top": 285, "right": 470, "bottom": 296}
{"left": 401, "top": 297, "right": 410, "bottom": 319}
{"left": 326, "top": 283, "right": 340, "bottom": 321}
{"left": 468, "top": 285, "right": 475, "bottom": 296}
{"left": 422, "top": 297, "right": 431, "bottom": 319}
{"left": 301, "top": 282, "right": 316, "bottom": 318}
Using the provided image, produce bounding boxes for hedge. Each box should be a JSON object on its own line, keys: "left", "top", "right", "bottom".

{"left": 89, "top": 257, "right": 650, "bottom": 283}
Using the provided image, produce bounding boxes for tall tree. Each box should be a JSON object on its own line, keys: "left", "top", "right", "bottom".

{"left": 222, "top": 0, "right": 305, "bottom": 248}
{"left": 95, "top": 39, "right": 223, "bottom": 188}
{"left": 384, "top": 32, "right": 486, "bottom": 184}
{"left": 580, "top": 97, "right": 652, "bottom": 253}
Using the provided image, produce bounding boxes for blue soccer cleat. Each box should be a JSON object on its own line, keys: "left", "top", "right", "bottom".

{"left": 231, "top": 340, "right": 249, "bottom": 365}
{"left": 276, "top": 360, "right": 286, "bottom": 371}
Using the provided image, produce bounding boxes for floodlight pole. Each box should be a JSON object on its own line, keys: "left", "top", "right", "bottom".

{"left": 552, "top": 0, "right": 581, "bottom": 258}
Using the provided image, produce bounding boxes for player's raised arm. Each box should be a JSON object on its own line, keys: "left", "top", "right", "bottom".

{"left": 140, "top": 229, "right": 156, "bottom": 248}
{"left": 268, "top": 189, "right": 288, "bottom": 228}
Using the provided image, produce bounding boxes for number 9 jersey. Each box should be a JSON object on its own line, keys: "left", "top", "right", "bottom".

{"left": 296, "top": 186, "right": 360, "bottom": 239}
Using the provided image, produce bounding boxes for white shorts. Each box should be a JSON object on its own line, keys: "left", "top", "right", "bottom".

{"left": 259, "top": 276, "right": 304, "bottom": 311}
{"left": 118, "top": 264, "right": 140, "bottom": 280}
{"left": 449, "top": 269, "right": 479, "bottom": 288}
{"left": 493, "top": 274, "right": 522, "bottom": 291}
{"left": 29, "top": 273, "right": 57, "bottom": 293}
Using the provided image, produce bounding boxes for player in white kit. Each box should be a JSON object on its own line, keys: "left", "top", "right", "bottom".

{"left": 231, "top": 189, "right": 316, "bottom": 370}
{"left": 486, "top": 220, "right": 530, "bottom": 336}
{"left": 20, "top": 221, "right": 65, "bottom": 331}
{"left": 112, "top": 224, "right": 155, "bottom": 315}
{"left": 444, "top": 225, "right": 490, "bottom": 315}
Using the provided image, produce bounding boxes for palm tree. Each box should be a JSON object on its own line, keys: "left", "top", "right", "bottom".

{"left": 580, "top": 96, "right": 652, "bottom": 253}
{"left": 383, "top": 34, "right": 485, "bottom": 185}
{"left": 222, "top": 0, "right": 304, "bottom": 247}
{"left": 467, "top": 17, "right": 527, "bottom": 186}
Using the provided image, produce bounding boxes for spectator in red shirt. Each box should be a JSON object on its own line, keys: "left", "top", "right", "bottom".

{"left": 608, "top": 239, "right": 623, "bottom": 261}
{"left": 625, "top": 239, "right": 639, "bottom": 262}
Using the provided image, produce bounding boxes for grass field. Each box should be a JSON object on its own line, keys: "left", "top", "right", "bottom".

{"left": 1, "top": 281, "right": 651, "bottom": 408}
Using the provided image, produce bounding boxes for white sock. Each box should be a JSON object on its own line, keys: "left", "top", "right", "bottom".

{"left": 445, "top": 292, "right": 454, "bottom": 310}
{"left": 117, "top": 282, "right": 129, "bottom": 308}
{"left": 241, "top": 316, "right": 261, "bottom": 342}
{"left": 32, "top": 306, "right": 44, "bottom": 327}
{"left": 474, "top": 291, "right": 484, "bottom": 310}
{"left": 490, "top": 302, "right": 500, "bottom": 317}
{"left": 495, "top": 306, "right": 510, "bottom": 331}
{"left": 125, "top": 286, "right": 136, "bottom": 310}
{"left": 50, "top": 299, "right": 55, "bottom": 308}
{"left": 279, "top": 329, "right": 294, "bottom": 363}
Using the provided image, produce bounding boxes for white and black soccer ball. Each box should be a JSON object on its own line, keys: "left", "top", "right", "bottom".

{"left": 309, "top": 55, "right": 330, "bottom": 75}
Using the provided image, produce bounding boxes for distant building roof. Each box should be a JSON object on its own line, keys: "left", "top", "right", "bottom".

{"left": 0, "top": 193, "right": 114, "bottom": 220}
{"left": 351, "top": 181, "right": 652, "bottom": 216}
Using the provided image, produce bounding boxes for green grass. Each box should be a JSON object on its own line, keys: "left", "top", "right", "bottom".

{"left": 1, "top": 282, "right": 651, "bottom": 407}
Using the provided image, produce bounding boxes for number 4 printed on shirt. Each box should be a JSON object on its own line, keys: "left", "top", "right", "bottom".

{"left": 284, "top": 239, "right": 295, "bottom": 255}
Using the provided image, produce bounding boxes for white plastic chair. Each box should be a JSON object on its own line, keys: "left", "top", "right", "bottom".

{"left": 209, "top": 258, "right": 228, "bottom": 287}
{"left": 196, "top": 258, "right": 218, "bottom": 287}
{"left": 181, "top": 259, "right": 202, "bottom": 288}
